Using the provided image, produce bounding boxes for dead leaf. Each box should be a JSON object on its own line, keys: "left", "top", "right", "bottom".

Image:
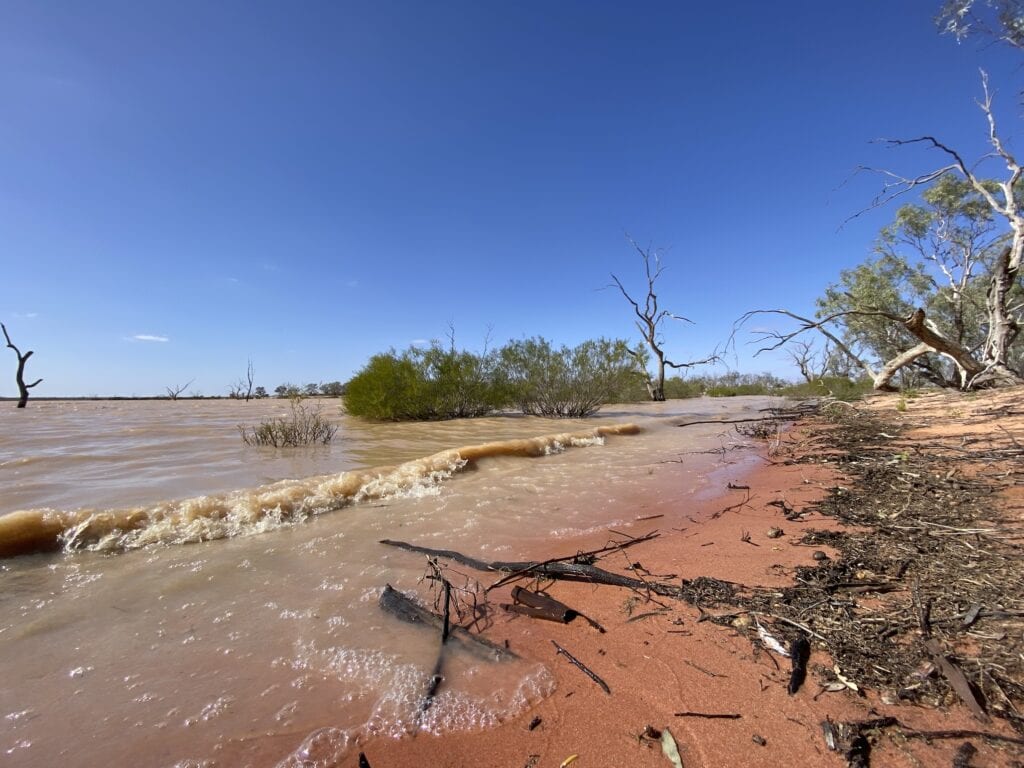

{"left": 833, "top": 665, "right": 859, "bottom": 692}
{"left": 755, "top": 619, "right": 790, "bottom": 657}
{"left": 660, "top": 727, "right": 684, "bottom": 768}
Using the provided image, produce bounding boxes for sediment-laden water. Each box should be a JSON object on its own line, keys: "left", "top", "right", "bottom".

{"left": 0, "top": 397, "right": 772, "bottom": 766}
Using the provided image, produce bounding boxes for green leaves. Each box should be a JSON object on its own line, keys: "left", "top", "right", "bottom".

{"left": 344, "top": 336, "right": 641, "bottom": 421}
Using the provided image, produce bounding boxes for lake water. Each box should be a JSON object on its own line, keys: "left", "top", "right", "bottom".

{"left": 0, "top": 396, "right": 773, "bottom": 766}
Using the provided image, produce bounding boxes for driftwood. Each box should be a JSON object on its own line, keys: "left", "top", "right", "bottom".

{"left": 378, "top": 584, "right": 517, "bottom": 661}
{"left": 551, "top": 640, "right": 610, "bottom": 694}
{"left": 504, "top": 586, "right": 606, "bottom": 632}
{"left": 380, "top": 538, "right": 678, "bottom": 596}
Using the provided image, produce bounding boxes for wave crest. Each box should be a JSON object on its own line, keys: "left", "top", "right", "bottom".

{"left": 0, "top": 424, "right": 639, "bottom": 558}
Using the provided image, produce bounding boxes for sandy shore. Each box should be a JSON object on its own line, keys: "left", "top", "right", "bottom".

{"left": 277, "top": 390, "right": 1024, "bottom": 768}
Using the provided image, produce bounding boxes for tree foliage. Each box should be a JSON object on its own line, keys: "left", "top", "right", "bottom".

{"left": 814, "top": 171, "right": 1022, "bottom": 388}
{"left": 937, "top": 0, "right": 1024, "bottom": 50}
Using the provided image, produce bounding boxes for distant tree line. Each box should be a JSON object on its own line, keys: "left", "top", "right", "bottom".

{"left": 265, "top": 381, "right": 346, "bottom": 399}
{"left": 344, "top": 336, "right": 646, "bottom": 420}
{"left": 340, "top": 336, "right": 861, "bottom": 421}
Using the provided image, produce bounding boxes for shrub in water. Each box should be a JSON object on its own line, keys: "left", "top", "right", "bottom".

{"left": 498, "top": 337, "right": 638, "bottom": 417}
{"left": 239, "top": 398, "right": 338, "bottom": 446}
{"left": 343, "top": 344, "right": 505, "bottom": 421}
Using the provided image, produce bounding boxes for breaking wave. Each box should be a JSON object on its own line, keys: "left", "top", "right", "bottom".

{"left": 0, "top": 424, "right": 639, "bottom": 558}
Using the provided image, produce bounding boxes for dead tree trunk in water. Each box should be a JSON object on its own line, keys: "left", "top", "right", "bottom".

{"left": 244, "top": 359, "right": 254, "bottom": 402}
{"left": 1, "top": 324, "right": 42, "bottom": 408}
{"left": 609, "top": 238, "right": 718, "bottom": 400}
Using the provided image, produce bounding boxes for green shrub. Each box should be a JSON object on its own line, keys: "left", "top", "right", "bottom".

{"left": 344, "top": 344, "right": 504, "bottom": 420}
{"left": 662, "top": 376, "right": 705, "bottom": 399}
{"left": 498, "top": 337, "right": 638, "bottom": 417}
{"left": 776, "top": 376, "right": 874, "bottom": 401}
{"left": 239, "top": 399, "right": 338, "bottom": 446}
{"left": 418, "top": 344, "right": 507, "bottom": 418}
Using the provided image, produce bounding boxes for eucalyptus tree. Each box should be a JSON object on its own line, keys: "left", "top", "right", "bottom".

{"left": 938, "top": 0, "right": 1024, "bottom": 51}
{"left": 744, "top": 80, "right": 1023, "bottom": 390}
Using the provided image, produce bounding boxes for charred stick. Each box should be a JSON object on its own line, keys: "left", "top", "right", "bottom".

{"left": 674, "top": 711, "right": 741, "bottom": 719}
{"left": 441, "top": 578, "right": 452, "bottom": 644}
{"left": 788, "top": 635, "right": 811, "bottom": 695}
{"left": 551, "top": 640, "right": 611, "bottom": 695}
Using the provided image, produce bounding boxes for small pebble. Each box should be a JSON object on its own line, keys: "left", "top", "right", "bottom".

{"left": 766, "top": 527, "right": 784, "bottom": 539}
{"left": 752, "top": 734, "right": 767, "bottom": 746}
{"left": 812, "top": 551, "right": 828, "bottom": 561}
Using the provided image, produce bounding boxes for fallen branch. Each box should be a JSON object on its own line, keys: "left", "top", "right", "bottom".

{"left": 678, "top": 417, "right": 782, "bottom": 429}
{"left": 380, "top": 538, "right": 678, "bottom": 596}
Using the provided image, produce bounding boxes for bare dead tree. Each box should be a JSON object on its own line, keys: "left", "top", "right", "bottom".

{"left": 851, "top": 72, "right": 1022, "bottom": 387}
{"left": 165, "top": 379, "right": 194, "bottom": 400}
{"left": 786, "top": 339, "right": 835, "bottom": 383}
{"left": 2, "top": 323, "right": 42, "bottom": 408}
{"left": 244, "top": 359, "right": 254, "bottom": 401}
{"left": 609, "top": 239, "right": 719, "bottom": 401}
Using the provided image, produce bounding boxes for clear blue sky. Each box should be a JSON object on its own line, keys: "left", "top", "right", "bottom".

{"left": 1, "top": 1, "right": 1020, "bottom": 396}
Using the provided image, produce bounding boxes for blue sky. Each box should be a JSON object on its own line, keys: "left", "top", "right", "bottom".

{"left": 1, "top": 1, "right": 1020, "bottom": 396}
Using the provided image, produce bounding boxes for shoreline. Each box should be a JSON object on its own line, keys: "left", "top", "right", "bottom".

{"left": 284, "top": 389, "right": 1024, "bottom": 768}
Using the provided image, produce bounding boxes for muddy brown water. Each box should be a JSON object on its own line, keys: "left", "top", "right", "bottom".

{"left": 0, "top": 397, "right": 774, "bottom": 766}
